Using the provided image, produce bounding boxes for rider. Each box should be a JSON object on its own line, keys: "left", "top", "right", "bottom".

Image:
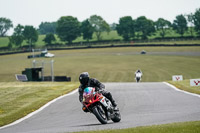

{"left": 78, "top": 72, "right": 117, "bottom": 112}
{"left": 135, "top": 69, "right": 142, "bottom": 75}
{"left": 135, "top": 69, "right": 143, "bottom": 81}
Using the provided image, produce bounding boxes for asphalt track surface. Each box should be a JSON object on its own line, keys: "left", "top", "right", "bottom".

{"left": 0, "top": 82, "right": 200, "bottom": 133}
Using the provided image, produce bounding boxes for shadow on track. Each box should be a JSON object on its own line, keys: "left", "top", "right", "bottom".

{"left": 72, "top": 122, "right": 115, "bottom": 127}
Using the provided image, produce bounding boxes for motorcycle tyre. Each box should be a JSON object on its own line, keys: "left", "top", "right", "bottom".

{"left": 136, "top": 77, "right": 140, "bottom": 83}
{"left": 92, "top": 106, "right": 107, "bottom": 124}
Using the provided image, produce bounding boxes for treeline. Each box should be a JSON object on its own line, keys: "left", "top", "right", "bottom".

{"left": 0, "top": 8, "right": 200, "bottom": 49}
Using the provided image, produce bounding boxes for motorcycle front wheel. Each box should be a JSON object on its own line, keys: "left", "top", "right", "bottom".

{"left": 92, "top": 105, "right": 107, "bottom": 124}
{"left": 136, "top": 77, "right": 140, "bottom": 83}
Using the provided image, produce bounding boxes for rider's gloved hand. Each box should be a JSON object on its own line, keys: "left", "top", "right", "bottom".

{"left": 98, "top": 89, "right": 103, "bottom": 93}
{"left": 95, "top": 87, "right": 100, "bottom": 91}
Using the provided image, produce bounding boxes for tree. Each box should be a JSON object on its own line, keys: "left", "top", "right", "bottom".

{"left": 136, "top": 16, "right": 155, "bottom": 39}
{"left": 193, "top": 8, "right": 200, "bottom": 35}
{"left": 38, "top": 22, "right": 56, "bottom": 34}
{"left": 187, "top": 13, "right": 195, "bottom": 36}
{"left": 104, "top": 22, "right": 111, "bottom": 35}
{"left": 116, "top": 16, "right": 135, "bottom": 41}
{"left": 43, "top": 33, "right": 56, "bottom": 45}
{"left": 56, "top": 16, "right": 81, "bottom": 44}
{"left": 0, "top": 17, "right": 13, "bottom": 37}
{"left": 81, "top": 19, "right": 94, "bottom": 42}
{"left": 9, "top": 24, "right": 24, "bottom": 48}
{"left": 89, "top": 15, "right": 110, "bottom": 41}
{"left": 172, "top": 14, "right": 188, "bottom": 37}
{"left": 155, "top": 18, "right": 171, "bottom": 38}
{"left": 23, "top": 25, "right": 38, "bottom": 49}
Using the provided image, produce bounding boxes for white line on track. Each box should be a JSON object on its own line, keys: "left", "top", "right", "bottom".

{"left": 0, "top": 89, "right": 78, "bottom": 130}
{"left": 163, "top": 82, "right": 200, "bottom": 98}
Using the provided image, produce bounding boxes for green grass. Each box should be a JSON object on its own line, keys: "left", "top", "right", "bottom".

{"left": 168, "top": 79, "right": 200, "bottom": 95}
{"left": 75, "top": 121, "right": 200, "bottom": 133}
{"left": 0, "top": 82, "right": 79, "bottom": 126}
{"left": 0, "top": 46, "right": 199, "bottom": 130}
{"left": 133, "top": 39, "right": 200, "bottom": 45}
{"left": 149, "top": 28, "right": 198, "bottom": 39}
{"left": 0, "top": 47, "right": 200, "bottom": 82}
{"left": 0, "top": 37, "right": 9, "bottom": 47}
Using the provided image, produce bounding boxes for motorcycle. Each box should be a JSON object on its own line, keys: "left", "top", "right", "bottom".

{"left": 135, "top": 73, "right": 142, "bottom": 83}
{"left": 82, "top": 87, "right": 121, "bottom": 124}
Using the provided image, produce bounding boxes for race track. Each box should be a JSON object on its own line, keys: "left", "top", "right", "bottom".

{"left": 0, "top": 82, "right": 200, "bottom": 133}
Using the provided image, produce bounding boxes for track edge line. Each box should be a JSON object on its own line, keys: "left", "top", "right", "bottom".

{"left": 0, "top": 89, "right": 78, "bottom": 130}
{"left": 163, "top": 82, "right": 200, "bottom": 98}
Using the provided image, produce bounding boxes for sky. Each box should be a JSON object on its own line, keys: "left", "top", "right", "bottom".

{"left": 0, "top": 0, "right": 200, "bottom": 35}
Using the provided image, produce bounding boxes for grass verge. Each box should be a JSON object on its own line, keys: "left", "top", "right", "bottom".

{"left": 168, "top": 79, "right": 200, "bottom": 95}
{"left": 75, "top": 121, "right": 200, "bottom": 133}
{"left": 0, "top": 82, "right": 79, "bottom": 127}
{"left": 0, "top": 47, "right": 200, "bottom": 82}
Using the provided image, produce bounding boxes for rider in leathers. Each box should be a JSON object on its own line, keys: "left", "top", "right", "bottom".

{"left": 78, "top": 72, "right": 117, "bottom": 112}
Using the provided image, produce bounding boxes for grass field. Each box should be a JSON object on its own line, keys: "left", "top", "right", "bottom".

{"left": 0, "top": 46, "right": 200, "bottom": 82}
{"left": 0, "top": 37, "right": 9, "bottom": 47}
{"left": 75, "top": 121, "right": 200, "bottom": 133}
{"left": 0, "top": 46, "right": 199, "bottom": 130}
{"left": 0, "top": 82, "right": 79, "bottom": 126}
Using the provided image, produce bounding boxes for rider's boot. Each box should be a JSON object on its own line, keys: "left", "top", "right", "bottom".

{"left": 102, "top": 90, "right": 118, "bottom": 110}
{"left": 112, "top": 100, "right": 117, "bottom": 107}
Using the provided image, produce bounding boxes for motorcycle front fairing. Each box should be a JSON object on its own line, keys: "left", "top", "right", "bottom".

{"left": 83, "top": 87, "right": 102, "bottom": 108}
{"left": 82, "top": 87, "right": 110, "bottom": 118}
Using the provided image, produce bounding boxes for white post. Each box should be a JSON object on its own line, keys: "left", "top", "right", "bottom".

{"left": 32, "top": 49, "right": 35, "bottom": 57}
{"left": 32, "top": 60, "right": 36, "bottom": 68}
{"left": 42, "top": 60, "right": 45, "bottom": 81}
{"left": 51, "top": 60, "right": 54, "bottom": 82}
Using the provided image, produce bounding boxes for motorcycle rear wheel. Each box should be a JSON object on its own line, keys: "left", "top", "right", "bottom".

{"left": 93, "top": 105, "right": 107, "bottom": 124}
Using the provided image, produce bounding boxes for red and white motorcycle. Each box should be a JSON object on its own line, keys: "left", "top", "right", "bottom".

{"left": 82, "top": 87, "right": 121, "bottom": 124}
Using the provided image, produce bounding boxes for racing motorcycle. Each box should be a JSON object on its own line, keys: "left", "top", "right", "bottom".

{"left": 135, "top": 73, "right": 142, "bottom": 83}
{"left": 82, "top": 87, "right": 121, "bottom": 124}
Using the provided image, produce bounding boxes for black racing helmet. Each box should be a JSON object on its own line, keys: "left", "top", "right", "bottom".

{"left": 79, "top": 72, "right": 89, "bottom": 85}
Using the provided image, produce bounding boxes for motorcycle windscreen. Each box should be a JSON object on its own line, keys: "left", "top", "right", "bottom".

{"left": 83, "top": 87, "right": 95, "bottom": 103}
{"left": 83, "top": 87, "right": 93, "bottom": 95}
